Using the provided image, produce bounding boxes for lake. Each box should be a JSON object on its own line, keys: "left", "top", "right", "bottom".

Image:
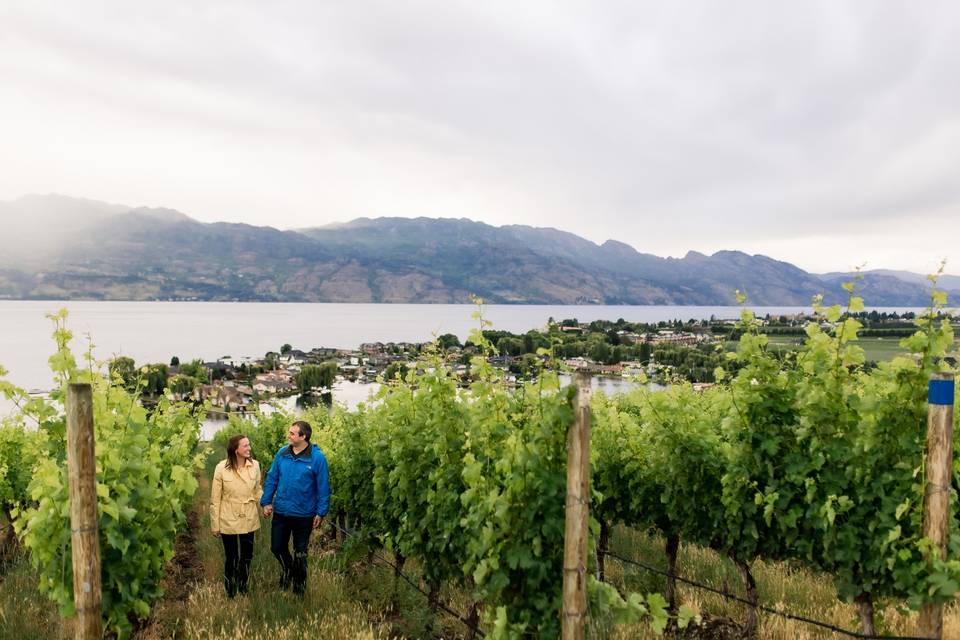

{"left": 0, "top": 300, "right": 923, "bottom": 407}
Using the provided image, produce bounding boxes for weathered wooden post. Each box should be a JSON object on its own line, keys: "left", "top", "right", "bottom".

{"left": 67, "top": 383, "right": 102, "bottom": 640}
{"left": 563, "top": 372, "right": 592, "bottom": 640}
{"left": 919, "top": 372, "right": 954, "bottom": 640}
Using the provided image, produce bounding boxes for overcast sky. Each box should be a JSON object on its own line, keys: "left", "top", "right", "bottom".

{"left": 1, "top": 1, "right": 958, "bottom": 274}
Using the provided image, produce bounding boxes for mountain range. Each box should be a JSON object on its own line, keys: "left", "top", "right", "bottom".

{"left": 0, "top": 194, "right": 955, "bottom": 306}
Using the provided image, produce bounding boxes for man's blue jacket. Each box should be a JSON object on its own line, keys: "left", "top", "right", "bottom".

{"left": 260, "top": 443, "right": 331, "bottom": 517}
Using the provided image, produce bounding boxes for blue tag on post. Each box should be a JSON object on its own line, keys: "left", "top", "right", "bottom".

{"left": 928, "top": 379, "right": 955, "bottom": 406}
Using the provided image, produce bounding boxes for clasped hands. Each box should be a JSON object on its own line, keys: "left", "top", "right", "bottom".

{"left": 261, "top": 504, "right": 323, "bottom": 529}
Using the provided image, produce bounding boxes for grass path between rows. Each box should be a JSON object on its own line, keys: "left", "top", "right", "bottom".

{"left": 132, "top": 454, "right": 459, "bottom": 640}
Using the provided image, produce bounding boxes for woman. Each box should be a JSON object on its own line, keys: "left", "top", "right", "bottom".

{"left": 210, "top": 434, "right": 262, "bottom": 597}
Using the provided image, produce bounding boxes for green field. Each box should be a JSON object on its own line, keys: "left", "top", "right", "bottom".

{"left": 763, "top": 334, "right": 944, "bottom": 362}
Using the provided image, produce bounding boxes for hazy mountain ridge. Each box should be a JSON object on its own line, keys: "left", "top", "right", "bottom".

{"left": 820, "top": 269, "right": 960, "bottom": 293}
{"left": 0, "top": 194, "right": 956, "bottom": 305}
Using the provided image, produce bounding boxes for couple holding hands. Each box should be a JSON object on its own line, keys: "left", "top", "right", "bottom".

{"left": 209, "top": 421, "right": 330, "bottom": 597}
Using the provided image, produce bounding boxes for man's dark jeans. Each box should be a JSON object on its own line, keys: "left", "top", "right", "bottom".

{"left": 270, "top": 512, "right": 313, "bottom": 595}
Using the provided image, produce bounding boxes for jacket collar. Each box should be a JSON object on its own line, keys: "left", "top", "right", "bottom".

{"left": 284, "top": 443, "right": 312, "bottom": 459}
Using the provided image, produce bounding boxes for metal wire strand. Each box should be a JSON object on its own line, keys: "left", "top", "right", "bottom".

{"left": 328, "top": 521, "right": 484, "bottom": 638}
{"left": 602, "top": 549, "right": 935, "bottom": 640}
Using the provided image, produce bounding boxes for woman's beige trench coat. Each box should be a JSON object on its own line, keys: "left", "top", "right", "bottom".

{"left": 210, "top": 458, "right": 263, "bottom": 535}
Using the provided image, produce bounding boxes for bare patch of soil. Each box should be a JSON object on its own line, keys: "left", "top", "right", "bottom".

{"left": 132, "top": 509, "right": 203, "bottom": 639}
{"left": 0, "top": 518, "right": 22, "bottom": 580}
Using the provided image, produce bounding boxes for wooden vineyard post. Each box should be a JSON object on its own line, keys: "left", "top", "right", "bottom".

{"left": 67, "top": 383, "right": 102, "bottom": 640}
{"left": 563, "top": 372, "right": 592, "bottom": 640}
{"left": 919, "top": 372, "right": 954, "bottom": 640}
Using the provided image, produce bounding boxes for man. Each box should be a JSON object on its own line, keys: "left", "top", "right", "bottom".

{"left": 260, "top": 420, "right": 331, "bottom": 596}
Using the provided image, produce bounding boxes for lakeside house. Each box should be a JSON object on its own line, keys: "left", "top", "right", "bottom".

{"left": 647, "top": 330, "right": 700, "bottom": 346}
{"left": 560, "top": 325, "right": 586, "bottom": 334}
{"left": 215, "top": 386, "right": 251, "bottom": 412}
{"left": 204, "top": 361, "right": 232, "bottom": 379}
{"left": 561, "top": 358, "right": 626, "bottom": 375}
{"left": 253, "top": 370, "right": 296, "bottom": 395}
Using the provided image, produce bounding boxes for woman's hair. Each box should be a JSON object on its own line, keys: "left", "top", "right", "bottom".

{"left": 225, "top": 434, "right": 248, "bottom": 471}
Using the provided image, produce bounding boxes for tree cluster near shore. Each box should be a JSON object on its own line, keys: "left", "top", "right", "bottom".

{"left": 296, "top": 361, "right": 338, "bottom": 393}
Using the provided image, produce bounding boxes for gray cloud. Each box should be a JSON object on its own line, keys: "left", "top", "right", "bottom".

{"left": 1, "top": 0, "right": 958, "bottom": 273}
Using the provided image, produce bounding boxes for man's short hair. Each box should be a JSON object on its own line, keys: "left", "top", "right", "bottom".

{"left": 292, "top": 420, "right": 312, "bottom": 442}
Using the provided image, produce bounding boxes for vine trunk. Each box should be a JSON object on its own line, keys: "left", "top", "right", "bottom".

{"left": 855, "top": 592, "right": 876, "bottom": 636}
{"left": 732, "top": 557, "right": 758, "bottom": 638}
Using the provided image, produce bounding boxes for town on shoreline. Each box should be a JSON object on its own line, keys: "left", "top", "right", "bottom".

{"left": 104, "top": 309, "right": 933, "bottom": 416}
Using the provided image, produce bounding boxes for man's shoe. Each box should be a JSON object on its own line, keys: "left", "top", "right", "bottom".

{"left": 291, "top": 578, "right": 306, "bottom": 597}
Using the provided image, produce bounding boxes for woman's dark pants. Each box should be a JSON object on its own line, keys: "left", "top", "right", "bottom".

{"left": 221, "top": 532, "right": 255, "bottom": 597}
{"left": 270, "top": 513, "right": 314, "bottom": 595}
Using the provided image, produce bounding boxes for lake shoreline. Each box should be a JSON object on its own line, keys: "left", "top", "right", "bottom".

{"left": 0, "top": 300, "right": 928, "bottom": 392}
